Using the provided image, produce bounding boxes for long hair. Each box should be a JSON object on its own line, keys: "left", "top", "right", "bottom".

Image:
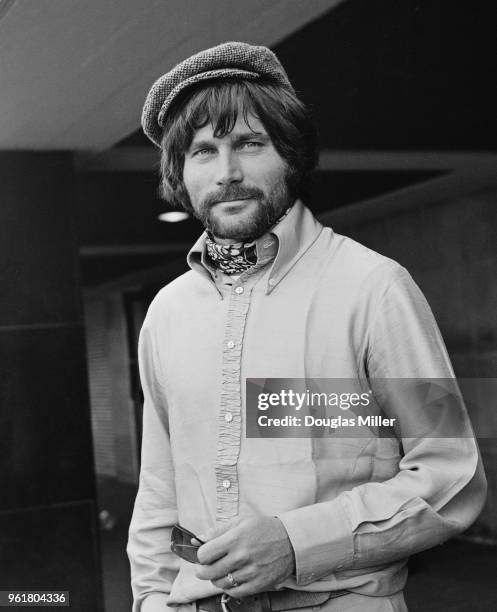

{"left": 159, "top": 78, "right": 318, "bottom": 210}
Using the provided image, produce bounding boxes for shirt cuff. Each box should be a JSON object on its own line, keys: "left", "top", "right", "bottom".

{"left": 277, "top": 497, "right": 354, "bottom": 585}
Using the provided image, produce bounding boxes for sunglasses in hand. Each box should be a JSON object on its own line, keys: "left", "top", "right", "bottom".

{"left": 171, "top": 524, "right": 205, "bottom": 564}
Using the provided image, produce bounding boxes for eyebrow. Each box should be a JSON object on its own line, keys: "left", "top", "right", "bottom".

{"left": 189, "top": 131, "right": 270, "bottom": 149}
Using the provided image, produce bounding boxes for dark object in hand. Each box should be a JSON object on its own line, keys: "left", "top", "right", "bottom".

{"left": 171, "top": 523, "right": 205, "bottom": 564}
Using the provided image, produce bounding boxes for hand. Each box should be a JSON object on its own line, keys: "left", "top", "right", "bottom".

{"left": 195, "top": 516, "right": 295, "bottom": 598}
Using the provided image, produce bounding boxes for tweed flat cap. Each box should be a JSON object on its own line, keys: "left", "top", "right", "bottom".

{"left": 141, "top": 41, "right": 295, "bottom": 147}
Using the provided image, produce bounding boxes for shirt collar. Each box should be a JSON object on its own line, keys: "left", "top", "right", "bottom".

{"left": 187, "top": 199, "right": 324, "bottom": 294}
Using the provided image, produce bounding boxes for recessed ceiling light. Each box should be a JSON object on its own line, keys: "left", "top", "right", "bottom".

{"left": 158, "top": 211, "right": 190, "bottom": 223}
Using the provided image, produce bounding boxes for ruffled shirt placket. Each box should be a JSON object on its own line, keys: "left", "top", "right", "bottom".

{"left": 215, "top": 277, "right": 251, "bottom": 519}
{"left": 213, "top": 252, "right": 276, "bottom": 521}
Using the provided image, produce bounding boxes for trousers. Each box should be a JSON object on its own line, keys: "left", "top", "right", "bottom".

{"left": 282, "top": 591, "right": 408, "bottom": 612}
{"left": 196, "top": 591, "right": 408, "bottom": 612}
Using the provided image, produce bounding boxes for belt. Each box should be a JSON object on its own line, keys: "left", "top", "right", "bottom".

{"left": 197, "top": 589, "right": 350, "bottom": 612}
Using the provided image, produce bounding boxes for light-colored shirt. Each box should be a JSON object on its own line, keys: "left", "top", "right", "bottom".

{"left": 127, "top": 200, "right": 486, "bottom": 612}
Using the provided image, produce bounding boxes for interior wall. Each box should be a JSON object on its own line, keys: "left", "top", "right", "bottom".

{"left": 85, "top": 299, "right": 117, "bottom": 478}
{"left": 344, "top": 185, "right": 497, "bottom": 537}
{"left": 0, "top": 152, "right": 103, "bottom": 610}
{"left": 84, "top": 293, "right": 138, "bottom": 484}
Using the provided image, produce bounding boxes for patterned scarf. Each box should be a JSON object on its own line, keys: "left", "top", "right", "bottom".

{"left": 205, "top": 236, "right": 257, "bottom": 275}
{"left": 204, "top": 205, "right": 293, "bottom": 274}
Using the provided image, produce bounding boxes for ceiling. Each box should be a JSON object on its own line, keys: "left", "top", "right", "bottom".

{"left": 2, "top": 0, "right": 495, "bottom": 155}
{"left": 1, "top": 0, "right": 496, "bottom": 288}
{"left": 0, "top": 0, "right": 341, "bottom": 150}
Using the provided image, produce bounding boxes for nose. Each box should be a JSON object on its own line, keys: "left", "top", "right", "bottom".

{"left": 215, "top": 149, "right": 243, "bottom": 185}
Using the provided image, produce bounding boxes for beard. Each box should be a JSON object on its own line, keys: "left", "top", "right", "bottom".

{"left": 187, "top": 170, "right": 294, "bottom": 242}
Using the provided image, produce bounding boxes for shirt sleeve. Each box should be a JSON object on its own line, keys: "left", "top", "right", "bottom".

{"left": 127, "top": 322, "right": 180, "bottom": 611}
{"left": 277, "top": 265, "right": 487, "bottom": 585}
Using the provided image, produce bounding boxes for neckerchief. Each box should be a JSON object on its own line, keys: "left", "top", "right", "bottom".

{"left": 205, "top": 236, "right": 257, "bottom": 275}
{"left": 204, "top": 205, "right": 294, "bottom": 275}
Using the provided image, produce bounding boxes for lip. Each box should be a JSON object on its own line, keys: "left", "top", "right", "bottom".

{"left": 212, "top": 198, "right": 253, "bottom": 208}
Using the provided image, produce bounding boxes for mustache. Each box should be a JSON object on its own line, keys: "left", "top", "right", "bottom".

{"left": 202, "top": 185, "right": 264, "bottom": 207}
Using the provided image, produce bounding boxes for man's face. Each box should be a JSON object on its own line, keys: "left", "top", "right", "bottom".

{"left": 182, "top": 113, "right": 293, "bottom": 242}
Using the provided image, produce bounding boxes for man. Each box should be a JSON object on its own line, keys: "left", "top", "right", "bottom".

{"left": 128, "top": 42, "right": 486, "bottom": 612}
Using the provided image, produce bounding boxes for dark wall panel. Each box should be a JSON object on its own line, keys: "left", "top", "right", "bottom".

{"left": 0, "top": 326, "right": 95, "bottom": 510}
{"left": 274, "top": 0, "right": 497, "bottom": 150}
{"left": 0, "top": 154, "right": 82, "bottom": 327}
{"left": 0, "top": 503, "right": 101, "bottom": 612}
{"left": 0, "top": 152, "right": 103, "bottom": 610}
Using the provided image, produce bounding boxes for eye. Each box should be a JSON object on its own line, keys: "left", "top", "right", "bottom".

{"left": 191, "top": 147, "right": 215, "bottom": 157}
{"left": 239, "top": 141, "right": 263, "bottom": 150}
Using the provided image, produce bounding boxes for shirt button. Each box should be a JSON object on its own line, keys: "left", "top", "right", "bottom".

{"left": 227, "top": 340, "right": 235, "bottom": 349}
{"left": 234, "top": 286, "right": 244, "bottom": 294}
{"left": 268, "top": 278, "right": 275, "bottom": 286}
{"left": 222, "top": 480, "right": 231, "bottom": 489}
{"left": 225, "top": 412, "right": 233, "bottom": 423}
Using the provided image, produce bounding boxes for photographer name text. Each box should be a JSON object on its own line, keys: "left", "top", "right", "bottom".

{"left": 257, "top": 414, "right": 396, "bottom": 429}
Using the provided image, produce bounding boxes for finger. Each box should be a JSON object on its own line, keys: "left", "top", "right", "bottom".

{"left": 197, "top": 530, "right": 236, "bottom": 565}
{"left": 214, "top": 577, "right": 261, "bottom": 600}
{"left": 196, "top": 553, "right": 236, "bottom": 581}
{"left": 210, "top": 566, "right": 252, "bottom": 591}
